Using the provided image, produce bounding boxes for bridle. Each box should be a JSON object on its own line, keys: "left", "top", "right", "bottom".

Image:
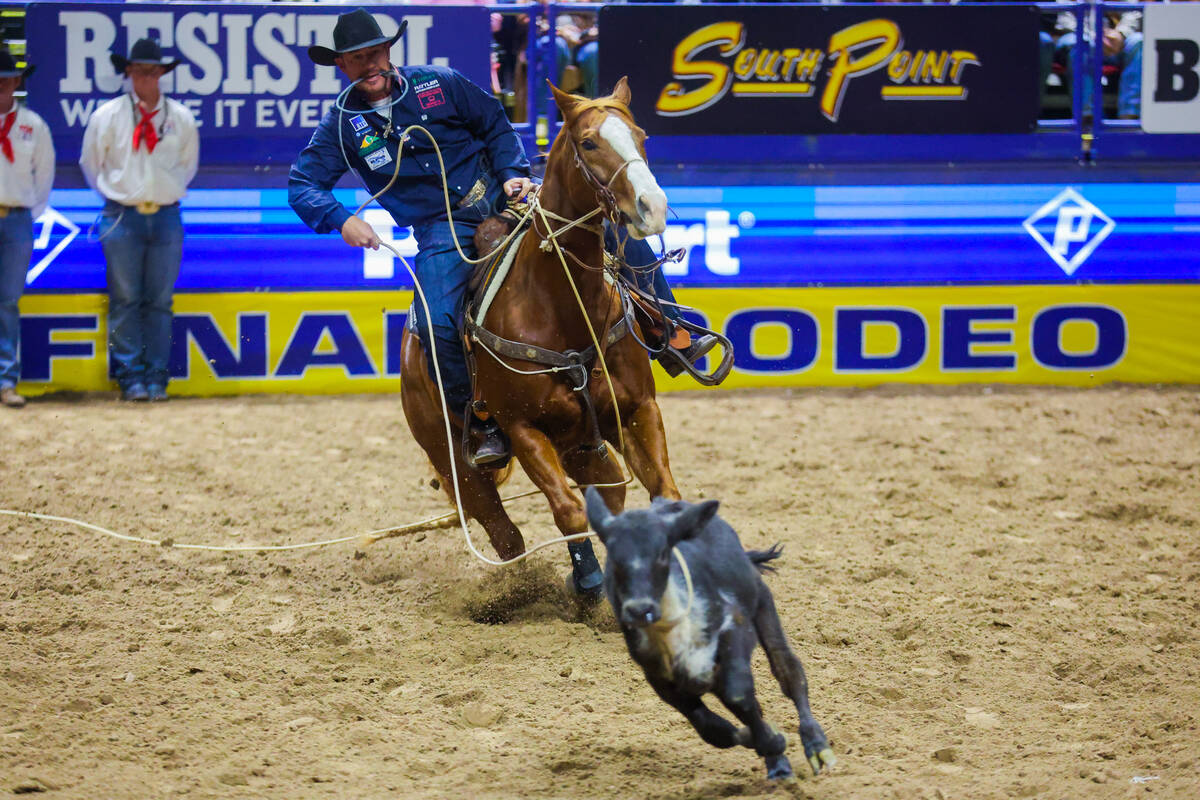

{"left": 564, "top": 100, "right": 647, "bottom": 224}
{"left": 537, "top": 100, "right": 682, "bottom": 284}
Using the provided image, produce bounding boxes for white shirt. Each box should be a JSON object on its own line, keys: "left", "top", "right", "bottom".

{"left": 0, "top": 104, "right": 55, "bottom": 217}
{"left": 79, "top": 92, "right": 199, "bottom": 206}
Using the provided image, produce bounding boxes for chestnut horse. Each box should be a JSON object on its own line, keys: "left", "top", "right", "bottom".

{"left": 399, "top": 78, "right": 681, "bottom": 588}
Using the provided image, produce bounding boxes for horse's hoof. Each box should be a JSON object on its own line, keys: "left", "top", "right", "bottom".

{"left": 564, "top": 571, "right": 603, "bottom": 603}
{"left": 764, "top": 754, "right": 794, "bottom": 781}
{"left": 807, "top": 747, "right": 836, "bottom": 775}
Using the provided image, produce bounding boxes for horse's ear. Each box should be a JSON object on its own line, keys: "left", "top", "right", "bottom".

{"left": 611, "top": 76, "right": 632, "bottom": 106}
{"left": 548, "top": 80, "right": 582, "bottom": 120}
{"left": 584, "top": 486, "right": 614, "bottom": 542}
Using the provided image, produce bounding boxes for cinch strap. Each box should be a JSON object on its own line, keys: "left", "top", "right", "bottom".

{"left": 132, "top": 107, "right": 159, "bottom": 154}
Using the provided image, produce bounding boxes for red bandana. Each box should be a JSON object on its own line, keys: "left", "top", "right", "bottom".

{"left": 132, "top": 106, "right": 159, "bottom": 154}
{"left": 0, "top": 112, "right": 14, "bottom": 163}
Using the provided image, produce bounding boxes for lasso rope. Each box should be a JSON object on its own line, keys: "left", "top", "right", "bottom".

{"left": 364, "top": 119, "right": 634, "bottom": 567}
{"left": 0, "top": 80, "right": 673, "bottom": 588}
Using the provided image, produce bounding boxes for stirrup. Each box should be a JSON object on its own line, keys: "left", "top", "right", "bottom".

{"left": 460, "top": 408, "right": 512, "bottom": 469}
{"left": 658, "top": 317, "right": 734, "bottom": 386}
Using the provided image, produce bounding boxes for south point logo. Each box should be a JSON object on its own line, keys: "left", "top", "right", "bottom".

{"left": 657, "top": 19, "right": 980, "bottom": 122}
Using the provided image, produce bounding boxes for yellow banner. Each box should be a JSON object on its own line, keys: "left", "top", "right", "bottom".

{"left": 15, "top": 285, "right": 1200, "bottom": 397}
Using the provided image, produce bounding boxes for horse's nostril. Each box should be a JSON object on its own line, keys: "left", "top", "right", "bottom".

{"left": 635, "top": 191, "right": 667, "bottom": 226}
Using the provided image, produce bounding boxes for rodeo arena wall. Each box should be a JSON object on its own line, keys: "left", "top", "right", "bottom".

{"left": 6, "top": 0, "right": 1200, "bottom": 397}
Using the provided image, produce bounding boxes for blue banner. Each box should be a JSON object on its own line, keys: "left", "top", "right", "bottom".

{"left": 22, "top": 2, "right": 492, "bottom": 165}
{"left": 22, "top": 182, "right": 1200, "bottom": 294}
{"left": 598, "top": 4, "right": 1042, "bottom": 134}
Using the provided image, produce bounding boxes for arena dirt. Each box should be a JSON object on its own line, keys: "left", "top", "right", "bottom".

{"left": 1, "top": 385, "right": 1198, "bottom": 799}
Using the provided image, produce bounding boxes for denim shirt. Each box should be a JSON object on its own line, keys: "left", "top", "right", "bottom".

{"left": 287, "top": 65, "right": 531, "bottom": 234}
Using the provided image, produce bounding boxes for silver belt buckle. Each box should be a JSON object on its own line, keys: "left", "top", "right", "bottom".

{"left": 457, "top": 178, "right": 487, "bottom": 209}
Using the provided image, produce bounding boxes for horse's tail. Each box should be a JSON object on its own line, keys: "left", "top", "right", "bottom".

{"left": 746, "top": 542, "right": 784, "bottom": 574}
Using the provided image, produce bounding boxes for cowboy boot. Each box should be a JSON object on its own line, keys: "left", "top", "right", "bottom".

{"left": 467, "top": 415, "right": 510, "bottom": 467}
{"left": 658, "top": 326, "right": 720, "bottom": 378}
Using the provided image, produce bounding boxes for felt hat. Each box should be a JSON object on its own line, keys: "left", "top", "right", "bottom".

{"left": 0, "top": 44, "right": 34, "bottom": 80}
{"left": 307, "top": 8, "right": 407, "bottom": 67}
{"left": 110, "top": 38, "right": 181, "bottom": 74}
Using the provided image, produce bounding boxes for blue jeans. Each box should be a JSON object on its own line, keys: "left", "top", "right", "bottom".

{"left": 605, "top": 227, "right": 680, "bottom": 321}
{"left": 410, "top": 185, "right": 498, "bottom": 414}
{"left": 0, "top": 208, "right": 34, "bottom": 389}
{"left": 99, "top": 202, "right": 184, "bottom": 389}
{"left": 1057, "top": 31, "right": 1144, "bottom": 117}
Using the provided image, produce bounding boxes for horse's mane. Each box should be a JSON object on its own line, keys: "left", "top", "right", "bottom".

{"left": 560, "top": 98, "right": 636, "bottom": 128}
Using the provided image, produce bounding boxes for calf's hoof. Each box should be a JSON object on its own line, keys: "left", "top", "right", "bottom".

{"left": 764, "top": 754, "right": 794, "bottom": 781}
{"left": 807, "top": 747, "right": 836, "bottom": 775}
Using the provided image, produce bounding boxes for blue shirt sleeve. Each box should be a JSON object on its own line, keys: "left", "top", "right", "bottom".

{"left": 288, "top": 115, "right": 355, "bottom": 234}
{"left": 449, "top": 69, "right": 531, "bottom": 187}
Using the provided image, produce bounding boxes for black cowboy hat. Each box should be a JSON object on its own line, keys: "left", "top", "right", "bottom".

{"left": 0, "top": 44, "right": 34, "bottom": 80}
{"left": 307, "top": 8, "right": 407, "bottom": 67}
{"left": 110, "top": 38, "right": 181, "bottom": 74}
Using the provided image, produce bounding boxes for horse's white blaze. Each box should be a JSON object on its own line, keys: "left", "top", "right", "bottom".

{"left": 599, "top": 115, "right": 667, "bottom": 237}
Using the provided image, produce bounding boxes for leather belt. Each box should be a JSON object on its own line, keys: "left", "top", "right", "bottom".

{"left": 0, "top": 206, "right": 27, "bottom": 218}
{"left": 456, "top": 178, "right": 488, "bottom": 209}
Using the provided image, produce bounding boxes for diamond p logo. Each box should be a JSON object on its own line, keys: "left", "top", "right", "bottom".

{"left": 28, "top": 207, "right": 80, "bottom": 286}
{"left": 1023, "top": 188, "right": 1115, "bottom": 276}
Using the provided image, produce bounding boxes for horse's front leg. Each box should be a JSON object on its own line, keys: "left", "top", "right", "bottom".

{"left": 617, "top": 399, "right": 681, "bottom": 501}
{"left": 507, "top": 422, "right": 604, "bottom": 597}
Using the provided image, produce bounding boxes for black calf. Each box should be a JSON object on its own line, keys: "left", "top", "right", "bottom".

{"left": 584, "top": 487, "right": 835, "bottom": 780}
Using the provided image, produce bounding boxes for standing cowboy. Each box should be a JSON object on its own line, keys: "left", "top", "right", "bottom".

{"left": 80, "top": 38, "right": 199, "bottom": 402}
{"left": 0, "top": 44, "right": 54, "bottom": 409}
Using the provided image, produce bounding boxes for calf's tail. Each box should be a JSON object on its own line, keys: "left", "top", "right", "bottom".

{"left": 745, "top": 542, "right": 783, "bottom": 573}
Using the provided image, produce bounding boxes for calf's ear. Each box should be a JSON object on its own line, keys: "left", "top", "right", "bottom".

{"left": 666, "top": 499, "right": 720, "bottom": 546}
{"left": 584, "top": 486, "right": 614, "bottom": 541}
